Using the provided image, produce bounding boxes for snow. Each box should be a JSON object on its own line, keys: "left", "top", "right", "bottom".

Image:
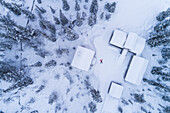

{"left": 125, "top": 56, "right": 149, "bottom": 85}
{"left": 101, "top": 94, "right": 119, "bottom": 113}
{"left": 108, "top": 82, "right": 124, "bottom": 99}
{"left": 0, "top": 0, "right": 170, "bottom": 112}
{"left": 109, "top": 29, "right": 127, "bottom": 48}
{"left": 71, "top": 46, "right": 95, "bottom": 71}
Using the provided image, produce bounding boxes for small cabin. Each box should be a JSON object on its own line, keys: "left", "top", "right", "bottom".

{"left": 71, "top": 46, "right": 95, "bottom": 71}
{"left": 108, "top": 82, "right": 124, "bottom": 99}
{"left": 110, "top": 29, "right": 127, "bottom": 48}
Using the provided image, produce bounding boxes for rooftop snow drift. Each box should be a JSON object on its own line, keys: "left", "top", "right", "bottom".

{"left": 71, "top": 46, "right": 95, "bottom": 71}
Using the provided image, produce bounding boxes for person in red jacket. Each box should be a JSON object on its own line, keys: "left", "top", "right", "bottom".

{"left": 100, "top": 59, "right": 103, "bottom": 64}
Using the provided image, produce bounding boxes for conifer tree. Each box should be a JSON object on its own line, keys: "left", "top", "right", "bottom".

{"left": 62, "top": 0, "right": 70, "bottom": 11}
{"left": 59, "top": 9, "right": 68, "bottom": 26}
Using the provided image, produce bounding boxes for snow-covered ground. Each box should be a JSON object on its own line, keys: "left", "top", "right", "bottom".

{"left": 0, "top": 0, "right": 169, "bottom": 113}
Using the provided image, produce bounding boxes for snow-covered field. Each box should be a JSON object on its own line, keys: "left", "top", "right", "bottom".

{"left": 0, "top": 0, "right": 169, "bottom": 113}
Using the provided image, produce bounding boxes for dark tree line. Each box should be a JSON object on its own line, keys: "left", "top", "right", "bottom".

{"left": 143, "top": 8, "right": 170, "bottom": 113}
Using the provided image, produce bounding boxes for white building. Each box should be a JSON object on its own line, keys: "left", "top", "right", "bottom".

{"left": 108, "top": 82, "right": 124, "bottom": 99}
{"left": 110, "top": 30, "right": 146, "bottom": 56}
{"left": 102, "top": 82, "right": 124, "bottom": 113}
{"left": 110, "top": 29, "right": 127, "bottom": 48}
{"left": 125, "top": 56, "right": 149, "bottom": 85}
{"left": 71, "top": 46, "right": 95, "bottom": 71}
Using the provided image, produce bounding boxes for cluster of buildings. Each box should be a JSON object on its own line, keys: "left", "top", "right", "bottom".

{"left": 71, "top": 29, "right": 149, "bottom": 113}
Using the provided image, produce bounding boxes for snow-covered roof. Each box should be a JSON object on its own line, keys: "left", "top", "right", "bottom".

{"left": 130, "top": 36, "right": 146, "bottom": 55}
{"left": 108, "top": 82, "right": 124, "bottom": 99}
{"left": 125, "top": 56, "right": 149, "bottom": 85}
{"left": 124, "top": 32, "right": 146, "bottom": 55}
{"left": 110, "top": 30, "right": 127, "bottom": 48}
{"left": 71, "top": 46, "right": 95, "bottom": 71}
{"left": 123, "top": 32, "right": 138, "bottom": 50}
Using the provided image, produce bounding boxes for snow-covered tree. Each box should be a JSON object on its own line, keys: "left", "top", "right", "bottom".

{"left": 147, "top": 9, "right": 170, "bottom": 47}
{"left": 88, "top": 14, "right": 97, "bottom": 26}
{"left": 0, "top": 0, "right": 21, "bottom": 16}
{"left": 88, "top": 101, "right": 97, "bottom": 113}
{"left": 90, "top": 88, "right": 103, "bottom": 103}
{"left": 76, "top": 12, "right": 83, "bottom": 27}
{"left": 75, "top": 0, "right": 80, "bottom": 11}
{"left": 59, "top": 9, "right": 68, "bottom": 26}
{"left": 3, "top": 76, "right": 33, "bottom": 93}
{"left": 36, "top": 5, "right": 46, "bottom": 14}
{"left": 0, "top": 1, "right": 36, "bottom": 21}
{"left": 53, "top": 16, "right": 60, "bottom": 25}
{"left": 62, "top": 0, "right": 70, "bottom": 11}
{"left": 88, "top": 0, "right": 98, "bottom": 26}
{"left": 37, "top": 0, "right": 42, "bottom": 4}
{"left": 90, "top": 0, "right": 98, "bottom": 15}
{"left": 50, "top": 6, "right": 55, "bottom": 14}
{"left": 156, "top": 8, "right": 170, "bottom": 21}
{"left": 104, "top": 2, "right": 116, "bottom": 13}
{"left": 61, "top": 26, "right": 79, "bottom": 41}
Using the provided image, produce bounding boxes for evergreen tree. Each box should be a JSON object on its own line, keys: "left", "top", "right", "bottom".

{"left": 62, "top": 26, "right": 79, "bottom": 41}
{"left": 37, "top": 0, "right": 42, "bottom": 4}
{"left": 53, "top": 16, "right": 60, "bottom": 25}
{"left": 62, "top": 0, "right": 70, "bottom": 11}
{"left": 50, "top": 6, "right": 56, "bottom": 14}
{"left": 82, "top": 12, "right": 87, "bottom": 20}
{"left": 36, "top": 5, "right": 46, "bottom": 14}
{"left": 161, "top": 47, "right": 170, "bottom": 60}
{"left": 88, "top": 14, "right": 97, "bottom": 26}
{"left": 75, "top": 0, "right": 80, "bottom": 11}
{"left": 85, "top": 0, "right": 89, "bottom": 3}
{"left": 156, "top": 8, "right": 170, "bottom": 21}
{"left": 104, "top": 2, "right": 116, "bottom": 13}
{"left": 147, "top": 18, "right": 170, "bottom": 47}
{"left": 3, "top": 76, "right": 33, "bottom": 93}
{"left": 0, "top": 14, "right": 16, "bottom": 26}
{"left": 88, "top": 102, "right": 97, "bottom": 113}
{"left": 76, "top": 12, "right": 83, "bottom": 27}
{"left": 88, "top": 0, "right": 98, "bottom": 26}
{"left": 0, "top": 0, "right": 21, "bottom": 16}
{"left": 39, "top": 19, "right": 56, "bottom": 35}
{"left": 90, "top": 88, "right": 102, "bottom": 103}
{"left": 20, "top": 8, "right": 36, "bottom": 21}
{"left": 0, "top": 61, "right": 20, "bottom": 82}
{"left": 59, "top": 9, "right": 68, "bottom": 26}
{"left": 154, "top": 19, "right": 170, "bottom": 32}
{"left": 0, "top": 1, "right": 36, "bottom": 21}
{"left": 90, "top": 0, "right": 98, "bottom": 15}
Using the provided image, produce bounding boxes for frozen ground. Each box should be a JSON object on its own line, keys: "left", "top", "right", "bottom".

{"left": 0, "top": 0, "right": 170, "bottom": 113}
